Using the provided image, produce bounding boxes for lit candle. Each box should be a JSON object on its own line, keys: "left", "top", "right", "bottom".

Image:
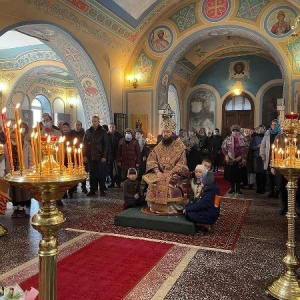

{"left": 285, "top": 111, "right": 299, "bottom": 119}
{"left": 61, "top": 136, "right": 65, "bottom": 167}
{"left": 272, "top": 144, "right": 275, "bottom": 163}
{"left": 80, "top": 143, "right": 84, "bottom": 168}
{"left": 31, "top": 132, "right": 37, "bottom": 167}
{"left": 73, "top": 138, "right": 78, "bottom": 168}
{"left": 36, "top": 121, "right": 42, "bottom": 173}
{"left": 67, "top": 147, "right": 72, "bottom": 166}
{"left": 55, "top": 146, "right": 58, "bottom": 163}
{"left": 34, "top": 132, "right": 38, "bottom": 168}
{"left": 297, "top": 150, "right": 300, "bottom": 159}
{"left": 47, "top": 135, "right": 52, "bottom": 170}
{"left": 77, "top": 147, "right": 81, "bottom": 168}
{"left": 5, "top": 121, "right": 14, "bottom": 172}
{"left": 16, "top": 120, "right": 24, "bottom": 172}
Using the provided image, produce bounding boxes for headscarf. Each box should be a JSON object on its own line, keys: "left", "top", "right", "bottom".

{"left": 269, "top": 120, "right": 281, "bottom": 134}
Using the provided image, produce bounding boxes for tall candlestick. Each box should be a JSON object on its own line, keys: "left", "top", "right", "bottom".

{"left": 36, "top": 122, "right": 42, "bottom": 173}
{"left": 80, "top": 144, "right": 84, "bottom": 168}
{"left": 31, "top": 132, "right": 37, "bottom": 167}
{"left": 67, "top": 147, "right": 72, "bottom": 166}
{"left": 73, "top": 138, "right": 78, "bottom": 168}
{"left": 5, "top": 121, "right": 14, "bottom": 172}
{"left": 47, "top": 135, "right": 52, "bottom": 170}
{"left": 62, "top": 136, "right": 65, "bottom": 167}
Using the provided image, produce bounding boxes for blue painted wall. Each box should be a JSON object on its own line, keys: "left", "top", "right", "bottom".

{"left": 193, "top": 55, "right": 282, "bottom": 96}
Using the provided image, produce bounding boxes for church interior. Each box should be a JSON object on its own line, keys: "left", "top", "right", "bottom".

{"left": 1, "top": 0, "right": 300, "bottom": 299}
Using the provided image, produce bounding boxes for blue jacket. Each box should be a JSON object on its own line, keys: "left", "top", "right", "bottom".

{"left": 185, "top": 181, "right": 220, "bottom": 224}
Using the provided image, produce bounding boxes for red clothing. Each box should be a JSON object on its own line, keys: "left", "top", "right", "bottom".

{"left": 117, "top": 138, "right": 141, "bottom": 168}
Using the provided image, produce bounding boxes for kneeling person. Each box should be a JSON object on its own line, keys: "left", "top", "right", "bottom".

{"left": 184, "top": 171, "right": 220, "bottom": 225}
{"left": 123, "top": 168, "right": 145, "bottom": 209}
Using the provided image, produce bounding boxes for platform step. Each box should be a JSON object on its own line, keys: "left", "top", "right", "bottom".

{"left": 114, "top": 207, "right": 196, "bottom": 235}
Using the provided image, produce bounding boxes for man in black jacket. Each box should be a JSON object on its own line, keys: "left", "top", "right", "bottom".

{"left": 107, "top": 123, "right": 123, "bottom": 188}
{"left": 83, "top": 116, "right": 109, "bottom": 197}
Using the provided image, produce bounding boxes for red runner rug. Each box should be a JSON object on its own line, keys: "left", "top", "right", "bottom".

{"left": 19, "top": 236, "right": 173, "bottom": 299}
{"left": 214, "top": 171, "right": 231, "bottom": 196}
{"left": 67, "top": 198, "right": 251, "bottom": 251}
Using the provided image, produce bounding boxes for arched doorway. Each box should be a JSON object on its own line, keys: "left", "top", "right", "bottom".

{"left": 222, "top": 93, "right": 254, "bottom": 137}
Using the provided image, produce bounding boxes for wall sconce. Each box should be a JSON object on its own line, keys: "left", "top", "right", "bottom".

{"left": 128, "top": 75, "right": 138, "bottom": 89}
{"left": 0, "top": 82, "right": 7, "bottom": 100}
{"left": 68, "top": 97, "right": 77, "bottom": 109}
{"left": 233, "top": 81, "right": 243, "bottom": 96}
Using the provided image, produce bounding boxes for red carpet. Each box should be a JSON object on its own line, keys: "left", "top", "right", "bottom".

{"left": 67, "top": 197, "right": 251, "bottom": 251}
{"left": 214, "top": 171, "right": 231, "bottom": 196}
{"left": 19, "top": 236, "right": 173, "bottom": 299}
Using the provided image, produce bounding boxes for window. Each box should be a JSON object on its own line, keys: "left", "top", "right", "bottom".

{"left": 31, "top": 99, "right": 42, "bottom": 125}
{"left": 225, "top": 96, "right": 251, "bottom": 111}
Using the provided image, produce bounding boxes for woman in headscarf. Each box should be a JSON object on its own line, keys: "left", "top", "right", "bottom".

{"left": 221, "top": 124, "right": 249, "bottom": 194}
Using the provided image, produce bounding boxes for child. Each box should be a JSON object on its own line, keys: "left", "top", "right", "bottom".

{"left": 189, "top": 164, "right": 208, "bottom": 202}
{"left": 184, "top": 170, "right": 220, "bottom": 225}
{"left": 202, "top": 158, "right": 212, "bottom": 171}
{"left": 123, "top": 168, "right": 145, "bottom": 209}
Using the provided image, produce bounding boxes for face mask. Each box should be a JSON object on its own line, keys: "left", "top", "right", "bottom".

{"left": 11, "top": 141, "right": 16, "bottom": 146}
{"left": 125, "top": 133, "right": 132, "bottom": 141}
{"left": 43, "top": 121, "right": 52, "bottom": 129}
{"left": 188, "top": 132, "right": 194, "bottom": 136}
{"left": 135, "top": 133, "right": 142, "bottom": 139}
{"left": 20, "top": 128, "right": 25, "bottom": 134}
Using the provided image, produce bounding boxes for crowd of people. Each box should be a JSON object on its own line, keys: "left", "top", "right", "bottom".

{"left": 1, "top": 113, "right": 295, "bottom": 226}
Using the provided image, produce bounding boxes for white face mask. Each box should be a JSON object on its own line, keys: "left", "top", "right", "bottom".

{"left": 125, "top": 133, "right": 132, "bottom": 141}
{"left": 43, "top": 121, "right": 52, "bottom": 129}
{"left": 11, "top": 141, "right": 17, "bottom": 146}
{"left": 20, "top": 128, "right": 25, "bottom": 134}
{"left": 135, "top": 133, "right": 142, "bottom": 139}
{"left": 188, "top": 131, "right": 194, "bottom": 136}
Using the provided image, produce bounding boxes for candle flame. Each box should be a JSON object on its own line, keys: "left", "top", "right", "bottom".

{"left": 80, "top": 143, "right": 83, "bottom": 149}
{"left": 67, "top": 147, "right": 72, "bottom": 153}
{"left": 47, "top": 135, "right": 51, "bottom": 142}
{"left": 16, "top": 103, "right": 20, "bottom": 109}
{"left": 7, "top": 121, "right": 11, "bottom": 126}
{"left": 73, "top": 137, "right": 77, "bottom": 145}
{"left": 2, "top": 107, "right": 6, "bottom": 114}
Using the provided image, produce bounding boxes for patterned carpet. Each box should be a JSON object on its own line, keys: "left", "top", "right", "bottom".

{"left": 67, "top": 197, "right": 251, "bottom": 252}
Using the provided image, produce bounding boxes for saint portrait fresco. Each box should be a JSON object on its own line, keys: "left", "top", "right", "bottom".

{"left": 82, "top": 79, "right": 98, "bottom": 96}
{"left": 148, "top": 26, "right": 173, "bottom": 53}
{"left": 188, "top": 90, "right": 215, "bottom": 131}
{"left": 265, "top": 7, "right": 296, "bottom": 37}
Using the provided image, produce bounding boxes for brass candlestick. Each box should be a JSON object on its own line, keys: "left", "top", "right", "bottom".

{"left": 4, "top": 135, "right": 87, "bottom": 300}
{"left": 267, "top": 114, "right": 300, "bottom": 299}
{"left": 266, "top": 167, "right": 300, "bottom": 299}
{"left": 5, "top": 173, "right": 86, "bottom": 300}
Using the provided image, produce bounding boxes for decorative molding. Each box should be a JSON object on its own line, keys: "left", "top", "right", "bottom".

{"left": 236, "top": 0, "right": 270, "bottom": 21}
{"left": 0, "top": 49, "right": 61, "bottom": 70}
{"left": 169, "top": 3, "right": 197, "bottom": 33}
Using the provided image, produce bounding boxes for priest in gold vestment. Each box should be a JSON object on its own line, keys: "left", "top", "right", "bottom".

{"left": 144, "top": 118, "right": 189, "bottom": 214}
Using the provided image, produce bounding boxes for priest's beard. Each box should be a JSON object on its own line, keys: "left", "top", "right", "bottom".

{"left": 162, "top": 136, "right": 173, "bottom": 146}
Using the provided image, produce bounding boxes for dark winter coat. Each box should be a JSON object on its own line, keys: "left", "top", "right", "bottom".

{"left": 83, "top": 125, "right": 109, "bottom": 161}
{"left": 251, "top": 133, "right": 265, "bottom": 174}
{"left": 117, "top": 138, "right": 141, "bottom": 169}
{"left": 185, "top": 177, "right": 220, "bottom": 225}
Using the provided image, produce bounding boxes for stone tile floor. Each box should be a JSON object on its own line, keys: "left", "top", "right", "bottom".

{"left": 0, "top": 182, "right": 299, "bottom": 299}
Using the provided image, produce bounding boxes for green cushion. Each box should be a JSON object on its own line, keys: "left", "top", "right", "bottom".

{"left": 114, "top": 207, "right": 196, "bottom": 235}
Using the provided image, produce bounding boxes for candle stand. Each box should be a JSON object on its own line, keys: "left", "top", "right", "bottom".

{"left": 4, "top": 132, "right": 87, "bottom": 300}
{"left": 266, "top": 167, "right": 300, "bottom": 299}
{"left": 267, "top": 114, "right": 300, "bottom": 299}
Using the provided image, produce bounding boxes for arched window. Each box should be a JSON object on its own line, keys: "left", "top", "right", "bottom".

{"left": 225, "top": 96, "right": 251, "bottom": 111}
{"left": 31, "top": 99, "right": 42, "bottom": 125}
